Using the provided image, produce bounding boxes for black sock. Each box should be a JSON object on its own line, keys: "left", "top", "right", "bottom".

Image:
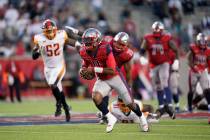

{"left": 103, "top": 96, "right": 109, "bottom": 108}
{"left": 95, "top": 100, "right": 109, "bottom": 116}
{"left": 51, "top": 87, "right": 61, "bottom": 103}
{"left": 204, "top": 89, "right": 210, "bottom": 105}
{"left": 60, "top": 91, "right": 69, "bottom": 110}
{"left": 188, "top": 91, "right": 193, "bottom": 110}
{"left": 131, "top": 103, "right": 142, "bottom": 117}
{"left": 157, "top": 90, "right": 164, "bottom": 106}
{"left": 192, "top": 95, "right": 204, "bottom": 105}
{"left": 173, "top": 94, "right": 179, "bottom": 104}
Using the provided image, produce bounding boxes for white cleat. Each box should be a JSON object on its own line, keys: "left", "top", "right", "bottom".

{"left": 106, "top": 112, "right": 117, "bottom": 133}
{"left": 139, "top": 115, "right": 149, "bottom": 132}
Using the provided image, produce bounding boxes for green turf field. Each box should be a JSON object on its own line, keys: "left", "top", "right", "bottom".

{"left": 0, "top": 98, "right": 209, "bottom": 140}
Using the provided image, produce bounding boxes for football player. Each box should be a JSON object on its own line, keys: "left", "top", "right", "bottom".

{"left": 140, "top": 21, "right": 179, "bottom": 119}
{"left": 97, "top": 97, "right": 158, "bottom": 124}
{"left": 32, "top": 19, "right": 76, "bottom": 122}
{"left": 96, "top": 32, "right": 134, "bottom": 123}
{"left": 79, "top": 28, "right": 149, "bottom": 133}
{"left": 65, "top": 27, "right": 137, "bottom": 122}
{"left": 187, "top": 33, "right": 210, "bottom": 112}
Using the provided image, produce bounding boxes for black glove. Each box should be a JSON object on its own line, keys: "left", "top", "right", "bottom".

{"left": 32, "top": 47, "right": 40, "bottom": 60}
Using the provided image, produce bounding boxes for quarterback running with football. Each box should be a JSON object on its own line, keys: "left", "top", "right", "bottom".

{"left": 32, "top": 19, "right": 76, "bottom": 122}
{"left": 66, "top": 27, "right": 136, "bottom": 124}
{"left": 79, "top": 28, "right": 149, "bottom": 133}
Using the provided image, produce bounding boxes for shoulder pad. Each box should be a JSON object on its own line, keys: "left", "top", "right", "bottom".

{"left": 144, "top": 33, "right": 153, "bottom": 40}
{"left": 190, "top": 43, "right": 198, "bottom": 53}
{"left": 99, "top": 43, "right": 112, "bottom": 55}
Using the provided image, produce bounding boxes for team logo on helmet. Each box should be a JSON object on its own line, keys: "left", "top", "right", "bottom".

{"left": 82, "top": 28, "right": 102, "bottom": 50}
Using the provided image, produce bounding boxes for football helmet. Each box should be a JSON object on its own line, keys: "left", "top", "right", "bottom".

{"left": 117, "top": 98, "right": 131, "bottom": 116}
{"left": 42, "top": 19, "right": 57, "bottom": 40}
{"left": 82, "top": 28, "right": 102, "bottom": 50}
{"left": 152, "top": 21, "right": 164, "bottom": 37}
{"left": 196, "top": 33, "right": 208, "bottom": 49}
{"left": 113, "top": 32, "right": 129, "bottom": 52}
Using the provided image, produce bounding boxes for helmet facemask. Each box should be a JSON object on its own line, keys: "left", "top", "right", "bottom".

{"left": 82, "top": 28, "right": 102, "bottom": 51}
{"left": 152, "top": 21, "right": 164, "bottom": 38}
{"left": 42, "top": 19, "right": 57, "bottom": 40}
{"left": 113, "top": 32, "right": 129, "bottom": 52}
{"left": 196, "top": 33, "right": 208, "bottom": 49}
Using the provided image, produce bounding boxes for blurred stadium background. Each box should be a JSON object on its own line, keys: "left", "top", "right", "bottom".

{"left": 1, "top": 0, "right": 210, "bottom": 99}
{"left": 0, "top": 0, "right": 210, "bottom": 140}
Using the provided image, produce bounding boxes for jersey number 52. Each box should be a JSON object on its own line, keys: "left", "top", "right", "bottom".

{"left": 46, "top": 43, "right": 60, "bottom": 57}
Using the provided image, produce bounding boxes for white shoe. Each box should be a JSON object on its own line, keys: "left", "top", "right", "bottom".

{"left": 106, "top": 112, "right": 117, "bottom": 133}
{"left": 139, "top": 115, "right": 149, "bottom": 132}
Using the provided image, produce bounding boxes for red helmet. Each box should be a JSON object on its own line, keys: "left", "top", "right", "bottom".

{"left": 42, "top": 19, "right": 57, "bottom": 40}
{"left": 152, "top": 21, "right": 164, "bottom": 37}
{"left": 82, "top": 28, "right": 102, "bottom": 50}
{"left": 196, "top": 33, "right": 208, "bottom": 49}
{"left": 113, "top": 32, "right": 129, "bottom": 52}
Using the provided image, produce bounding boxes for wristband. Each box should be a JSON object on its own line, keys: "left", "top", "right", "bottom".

{"left": 94, "top": 67, "right": 103, "bottom": 73}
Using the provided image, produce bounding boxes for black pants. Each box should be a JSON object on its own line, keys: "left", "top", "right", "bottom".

{"left": 9, "top": 77, "right": 21, "bottom": 102}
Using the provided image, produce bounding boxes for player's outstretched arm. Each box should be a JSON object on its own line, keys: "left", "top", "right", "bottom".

{"left": 139, "top": 39, "right": 147, "bottom": 56}
{"left": 65, "top": 26, "right": 84, "bottom": 38}
{"left": 65, "top": 38, "right": 81, "bottom": 52}
{"left": 169, "top": 40, "right": 179, "bottom": 59}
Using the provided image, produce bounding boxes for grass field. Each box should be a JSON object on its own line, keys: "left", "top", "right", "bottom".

{"left": 0, "top": 98, "right": 209, "bottom": 140}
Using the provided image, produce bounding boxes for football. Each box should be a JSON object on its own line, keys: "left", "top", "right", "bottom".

{"left": 79, "top": 68, "right": 95, "bottom": 80}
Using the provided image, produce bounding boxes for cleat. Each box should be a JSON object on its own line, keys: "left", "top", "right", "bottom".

{"left": 147, "top": 113, "right": 159, "bottom": 123}
{"left": 165, "top": 105, "right": 176, "bottom": 119}
{"left": 96, "top": 111, "right": 108, "bottom": 124}
{"left": 139, "top": 115, "right": 149, "bottom": 132}
{"left": 99, "top": 116, "right": 108, "bottom": 124}
{"left": 106, "top": 112, "right": 117, "bottom": 133}
{"left": 155, "top": 107, "right": 165, "bottom": 119}
{"left": 64, "top": 106, "right": 71, "bottom": 122}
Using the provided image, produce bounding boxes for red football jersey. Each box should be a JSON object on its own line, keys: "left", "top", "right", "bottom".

{"left": 102, "top": 36, "right": 134, "bottom": 68}
{"left": 144, "top": 33, "right": 171, "bottom": 67}
{"left": 79, "top": 42, "right": 118, "bottom": 80}
{"left": 190, "top": 43, "right": 210, "bottom": 73}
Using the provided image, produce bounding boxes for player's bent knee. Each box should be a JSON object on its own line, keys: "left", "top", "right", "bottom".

{"left": 92, "top": 92, "right": 103, "bottom": 105}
